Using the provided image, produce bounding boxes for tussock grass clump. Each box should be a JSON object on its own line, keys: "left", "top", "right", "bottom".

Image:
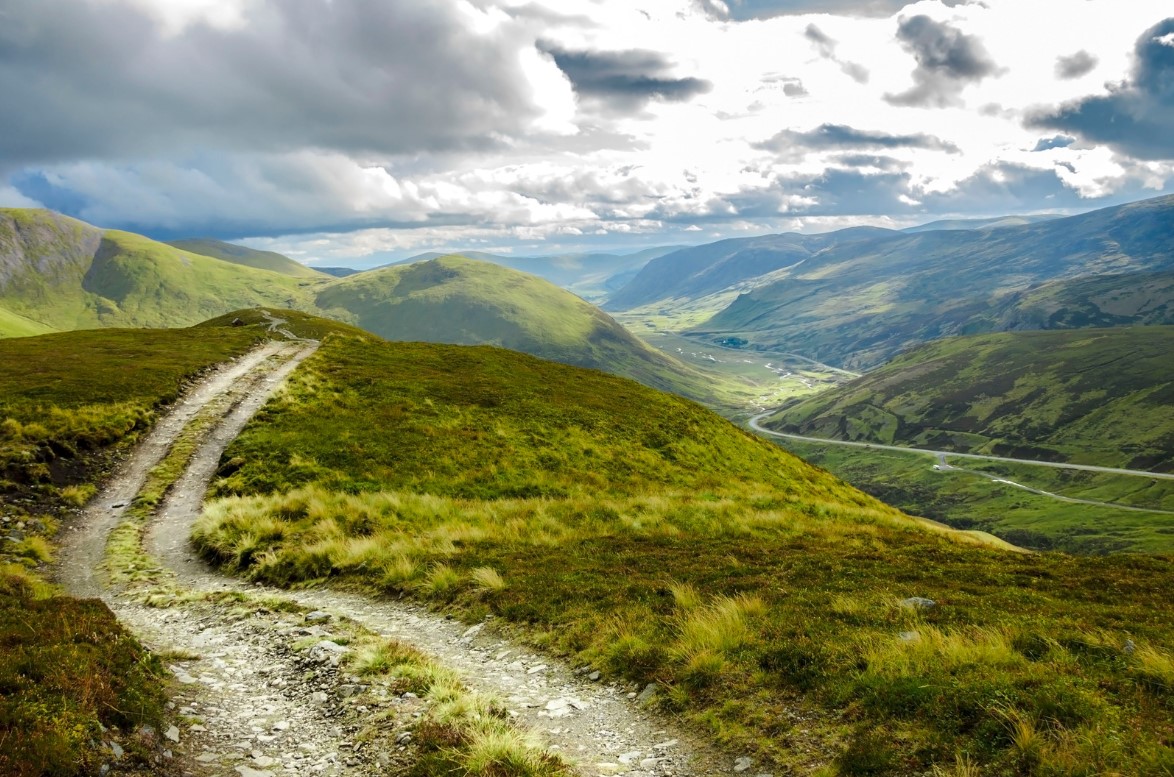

{"left": 419, "top": 563, "right": 461, "bottom": 600}
{"left": 470, "top": 566, "right": 506, "bottom": 593}
{"left": 341, "top": 635, "right": 570, "bottom": 776}
{"left": 673, "top": 594, "right": 765, "bottom": 660}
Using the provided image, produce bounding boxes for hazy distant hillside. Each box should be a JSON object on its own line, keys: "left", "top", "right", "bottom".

{"left": 605, "top": 227, "right": 894, "bottom": 311}
{"left": 901, "top": 213, "right": 1061, "bottom": 233}
{"left": 398, "top": 246, "right": 681, "bottom": 302}
{"left": 692, "top": 194, "right": 1174, "bottom": 368}
{"left": 0, "top": 209, "right": 311, "bottom": 331}
{"left": 168, "top": 238, "right": 326, "bottom": 278}
{"left": 764, "top": 326, "right": 1174, "bottom": 471}
{"left": 315, "top": 255, "right": 720, "bottom": 402}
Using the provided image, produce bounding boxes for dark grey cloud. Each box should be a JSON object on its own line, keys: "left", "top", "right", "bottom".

{"left": 885, "top": 15, "right": 1000, "bottom": 107}
{"left": 1031, "top": 135, "right": 1075, "bottom": 152}
{"left": 757, "top": 124, "right": 959, "bottom": 153}
{"left": 805, "top": 24, "right": 869, "bottom": 84}
{"left": 1055, "top": 50, "right": 1099, "bottom": 79}
{"left": 1030, "top": 19, "right": 1174, "bottom": 160}
{"left": 0, "top": 0, "right": 548, "bottom": 170}
{"left": 540, "top": 45, "right": 712, "bottom": 111}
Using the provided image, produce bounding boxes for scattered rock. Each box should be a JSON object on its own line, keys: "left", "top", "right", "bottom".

{"left": 900, "top": 597, "right": 936, "bottom": 610}
{"left": 637, "top": 683, "right": 658, "bottom": 704}
{"left": 898, "top": 631, "right": 920, "bottom": 642}
{"left": 109, "top": 741, "right": 124, "bottom": 759}
{"left": 304, "top": 611, "right": 332, "bottom": 624}
{"left": 164, "top": 725, "right": 180, "bottom": 743}
{"left": 734, "top": 755, "right": 753, "bottom": 772}
{"left": 588, "top": 671, "right": 602, "bottom": 681}
{"left": 1123, "top": 639, "right": 1136, "bottom": 655}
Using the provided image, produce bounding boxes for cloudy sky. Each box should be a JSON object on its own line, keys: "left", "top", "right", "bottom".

{"left": 2, "top": 0, "right": 1172, "bottom": 266}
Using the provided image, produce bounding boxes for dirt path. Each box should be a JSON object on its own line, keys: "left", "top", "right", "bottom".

{"left": 58, "top": 340, "right": 297, "bottom": 598}
{"left": 56, "top": 334, "right": 748, "bottom": 777}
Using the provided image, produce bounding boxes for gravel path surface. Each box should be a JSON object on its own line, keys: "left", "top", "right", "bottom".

{"left": 54, "top": 332, "right": 754, "bottom": 777}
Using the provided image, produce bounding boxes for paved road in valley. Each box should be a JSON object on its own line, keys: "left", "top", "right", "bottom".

{"left": 748, "top": 412, "right": 1174, "bottom": 482}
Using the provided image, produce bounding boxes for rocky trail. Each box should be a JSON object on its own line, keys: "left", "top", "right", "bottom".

{"left": 55, "top": 329, "right": 753, "bottom": 777}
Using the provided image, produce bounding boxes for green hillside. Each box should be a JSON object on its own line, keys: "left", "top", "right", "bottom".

{"left": 0, "top": 305, "right": 53, "bottom": 338}
{"left": 193, "top": 328, "right": 1173, "bottom": 777}
{"left": 764, "top": 327, "right": 1174, "bottom": 471}
{"left": 397, "top": 245, "right": 681, "bottom": 303}
{"left": 314, "top": 255, "right": 724, "bottom": 404}
{"left": 0, "top": 210, "right": 722, "bottom": 406}
{"left": 168, "top": 238, "right": 326, "bottom": 278}
{"left": 0, "top": 210, "right": 315, "bottom": 331}
{"left": 0, "top": 324, "right": 265, "bottom": 775}
{"left": 684, "top": 195, "right": 1174, "bottom": 369}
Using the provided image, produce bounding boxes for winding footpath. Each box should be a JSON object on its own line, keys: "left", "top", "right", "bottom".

{"left": 56, "top": 330, "right": 745, "bottom": 777}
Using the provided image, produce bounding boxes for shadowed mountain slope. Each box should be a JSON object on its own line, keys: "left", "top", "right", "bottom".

{"left": 689, "top": 195, "right": 1174, "bottom": 368}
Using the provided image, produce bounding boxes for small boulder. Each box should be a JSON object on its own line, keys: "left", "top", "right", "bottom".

{"left": 900, "top": 597, "right": 936, "bottom": 611}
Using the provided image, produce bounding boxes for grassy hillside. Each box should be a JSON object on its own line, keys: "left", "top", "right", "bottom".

{"left": 397, "top": 246, "right": 682, "bottom": 303}
{"left": 194, "top": 330, "right": 1173, "bottom": 777}
{"left": 687, "top": 195, "right": 1174, "bottom": 369}
{"left": 0, "top": 211, "right": 723, "bottom": 407}
{"left": 764, "top": 327, "right": 1174, "bottom": 472}
{"left": 0, "top": 325, "right": 264, "bottom": 776}
{"left": 0, "top": 209, "right": 317, "bottom": 333}
{"left": 168, "top": 238, "right": 327, "bottom": 279}
{"left": 315, "top": 255, "right": 726, "bottom": 405}
{"left": 0, "top": 305, "right": 53, "bottom": 338}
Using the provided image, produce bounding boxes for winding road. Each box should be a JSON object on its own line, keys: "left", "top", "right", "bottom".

{"left": 748, "top": 412, "right": 1174, "bottom": 482}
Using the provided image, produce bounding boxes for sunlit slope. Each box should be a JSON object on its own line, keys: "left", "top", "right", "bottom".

{"left": 765, "top": 326, "right": 1174, "bottom": 471}
{"left": 194, "top": 328, "right": 1174, "bottom": 777}
{"left": 168, "top": 238, "right": 327, "bottom": 279}
{"left": 0, "top": 305, "right": 53, "bottom": 338}
{"left": 314, "top": 255, "right": 722, "bottom": 402}
{"left": 689, "top": 194, "right": 1174, "bottom": 368}
{"left": 0, "top": 209, "right": 316, "bottom": 332}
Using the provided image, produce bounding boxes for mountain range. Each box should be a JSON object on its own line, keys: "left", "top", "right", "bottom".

{"left": 607, "top": 194, "right": 1174, "bottom": 369}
